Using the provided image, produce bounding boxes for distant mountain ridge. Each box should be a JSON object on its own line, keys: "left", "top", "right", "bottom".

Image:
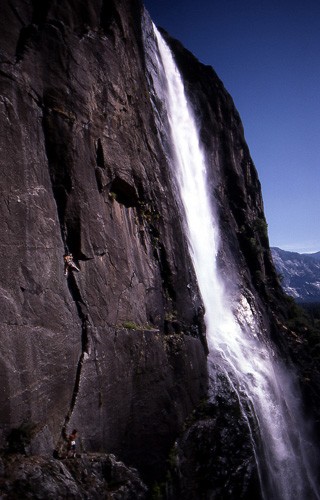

{"left": 271, "top": 247, "right": 320, "bottom": 303}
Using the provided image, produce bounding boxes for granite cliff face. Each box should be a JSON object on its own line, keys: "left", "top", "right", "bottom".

{"left": 0, "top": 0, "right": 207, "bottom": 485}
{"left": 0, "top": 0, "right": 319, "bottom": 497}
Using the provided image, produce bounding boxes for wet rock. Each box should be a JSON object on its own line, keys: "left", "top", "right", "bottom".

{"left": 165, "top": 375, "right": 260, "bottom": 500}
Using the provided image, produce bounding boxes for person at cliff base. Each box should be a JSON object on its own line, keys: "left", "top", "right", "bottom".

{"left": 67, "top": 429, "right": 78, "bottom": 458}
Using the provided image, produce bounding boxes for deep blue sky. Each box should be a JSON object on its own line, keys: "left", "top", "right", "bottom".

{"left": 144, "top": 0, "right": 320, "bottom": 253}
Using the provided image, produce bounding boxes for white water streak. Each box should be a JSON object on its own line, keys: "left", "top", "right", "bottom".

{"left": 152, "top": 25, "right": 319, "bottom": 500}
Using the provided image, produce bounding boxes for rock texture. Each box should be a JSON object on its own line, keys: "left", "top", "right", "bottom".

{"left": 0, "top": 453, "right": 148, "bottom": 499}
{"left": 0, "top": 0, "right": 207, "bottom": 486}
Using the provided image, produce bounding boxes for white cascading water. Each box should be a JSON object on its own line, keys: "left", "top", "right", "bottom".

{"left": 147, "top": 23, "right": 319, "bottom": 500}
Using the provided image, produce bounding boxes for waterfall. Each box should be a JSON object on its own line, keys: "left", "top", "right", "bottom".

{"left": 144, "top": 18, "right": 319, "bottom": 500}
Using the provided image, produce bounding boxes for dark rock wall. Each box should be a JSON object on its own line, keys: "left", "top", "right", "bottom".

{"left": 0, "top": 0, "right": 207, "bottom": 481}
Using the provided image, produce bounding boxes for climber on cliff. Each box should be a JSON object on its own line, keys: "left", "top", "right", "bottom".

{"left": 64, "top": 253, "right": 80, "bottom": 276}
{"left": 67, "top": 429, "right": 78, "bottom": 458}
